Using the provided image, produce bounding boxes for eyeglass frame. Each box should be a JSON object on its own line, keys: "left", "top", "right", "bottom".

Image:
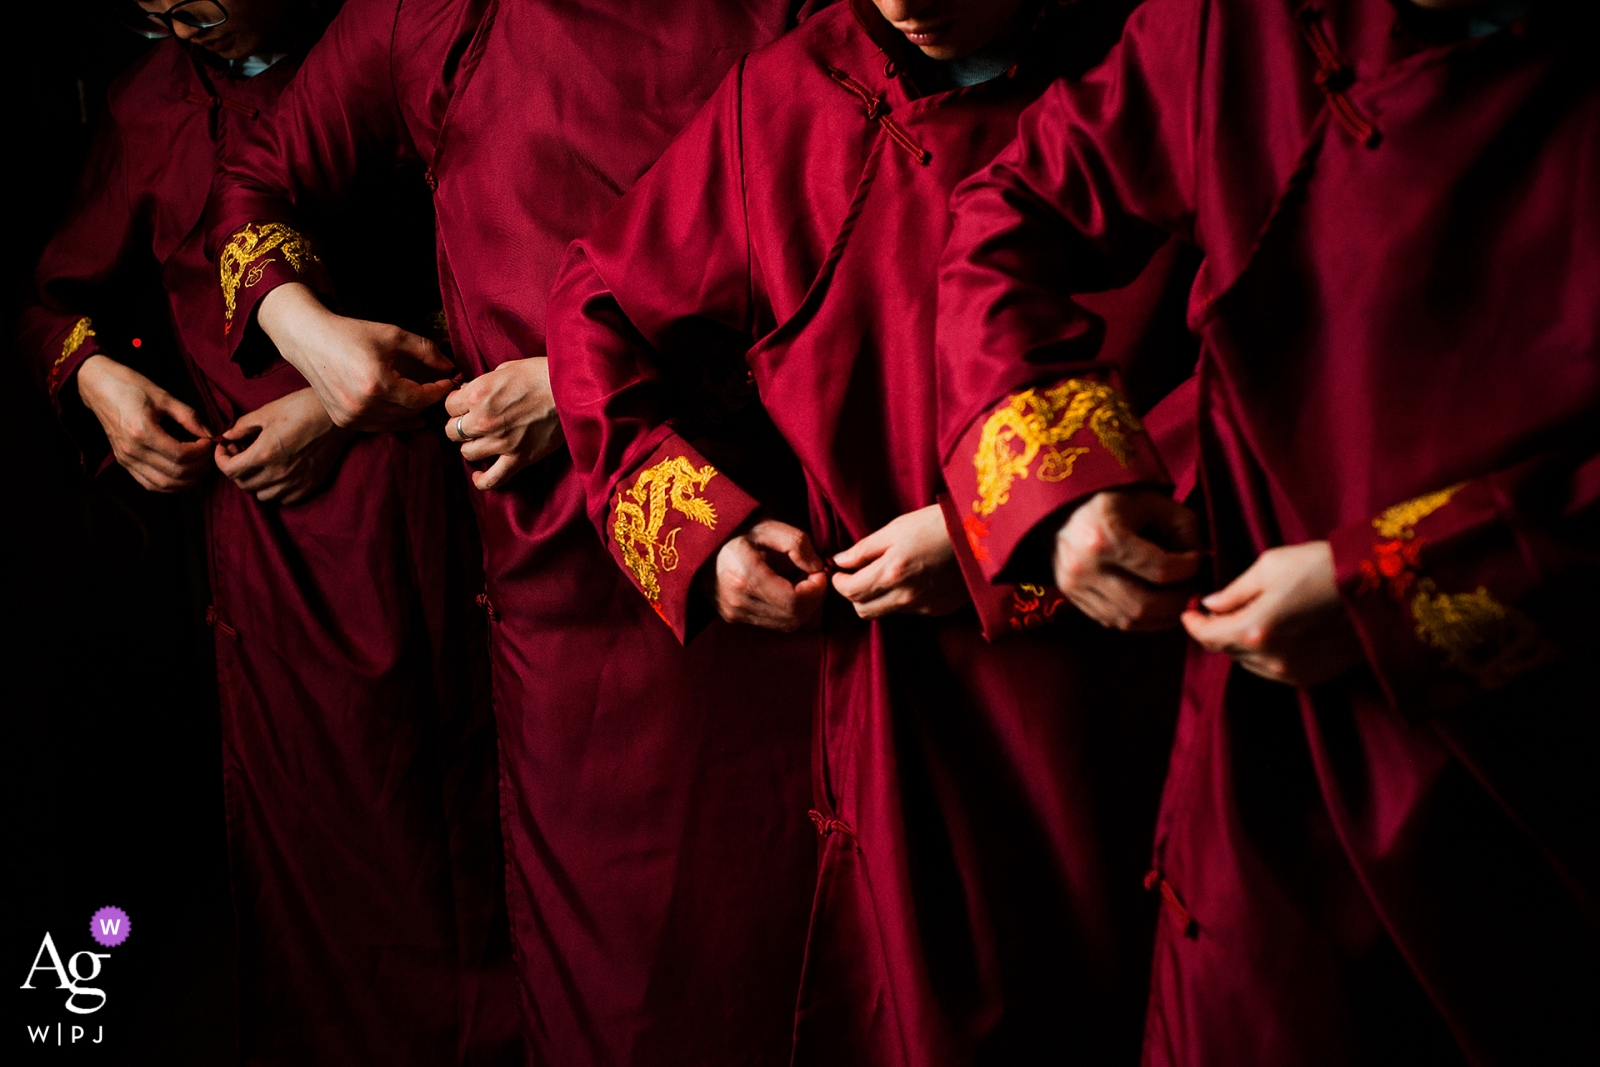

{"left": 126, "top": 0, "right": 230, "bottom": 40}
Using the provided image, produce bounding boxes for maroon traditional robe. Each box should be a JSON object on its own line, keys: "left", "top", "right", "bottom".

{"left": 207, "top": 2, "right": 832, "bottom": 1063}
{"left": 16, "top": 39, "right": 516, "bottom": 1066}
{"left": 547, "top": 4, "right": 1196, "bottom": 1062}
{"left": 936, "top": 0, "right": 1600, "bottom": 1063}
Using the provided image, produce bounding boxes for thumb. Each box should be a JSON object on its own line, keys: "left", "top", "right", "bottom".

{"left": 390, "top": 330, "right": 456, "bottom": 377}
{"left": 155, "top": 393, "right": 212, "bottom": 440}
{"left": 221, "top": 411, "right": 263, "bottom": 442}
{"left": 832, "top": 528, "right": 889, "bottom": 571}
{"left": 472, "top": 453, "right": 519, "bottom": 491}
{"left": 1201, "top": 567, "right": 1262, "bottom": 615}
{"left": 748, "top": 519, "right": 826, "bottom": 575}
{"left": 388, "top": 377, "right": 456, "bottom": 412}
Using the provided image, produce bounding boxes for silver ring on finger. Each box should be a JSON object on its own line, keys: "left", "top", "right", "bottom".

{"left": 455, "top": 415, "right": 473, "bottom": 442}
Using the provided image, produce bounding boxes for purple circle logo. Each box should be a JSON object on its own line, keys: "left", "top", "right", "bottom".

{"left": 89, "top": 906, "right": 131, "bottom": 948}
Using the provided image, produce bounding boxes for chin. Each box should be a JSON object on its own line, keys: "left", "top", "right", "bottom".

{"left": 915, "top": 43, "right": 962, "bottom": 61}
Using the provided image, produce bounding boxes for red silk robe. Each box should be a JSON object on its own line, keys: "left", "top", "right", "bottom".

{"left": 936, "top": 1, "right": 1600, "bottom": 1063}
{"left": 16, "top": 40, "right": 515, "bottom": 1066}
{"left": 547, "top": 4, "right": 1196, "bottom": 1062}
{"left": 207, "top": 2, "right": 831, "bottom": 1063}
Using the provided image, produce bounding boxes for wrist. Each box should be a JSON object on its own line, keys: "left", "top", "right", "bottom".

{"left": 257, "top": 283, "right": 330, "bottom": 354}
{"left": 73, "top": 354, "right": 116, "bottom": 414}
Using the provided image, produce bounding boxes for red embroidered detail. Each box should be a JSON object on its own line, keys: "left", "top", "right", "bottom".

{"left": 474, "top": 592, "right": 500, "bottom": 622}
{"left": 205, "top": 605, "right": 238, "bottom": 640}
{"left": 962, "top": 514, "right": 991, "bottom": 562}
{"left": 826, "top": 67, "right": 931, "bottom": 164}
{"left": 1295, "top": 5, "right": 1381, "bottom": 147}
{"left": 1008, "top": 584, "right": 1065, "bottom": 630}
{"left": 808, "top": 809, "right": 857, "bottom": 841}
{"left": 1356, "top": 535, "right": 1427, "bottom": 600}
{"left": 1144, "top": 869, "right": 1198, "bottom": 938}
{"left": 650, "top": 600, "right": 670, "bottom": 624}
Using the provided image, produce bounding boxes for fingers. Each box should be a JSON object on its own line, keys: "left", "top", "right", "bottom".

{"left": 152, "top": 393, "right": 212, "bottom": 440}
{"left": 713, "top": 536, "right": 827, "bottom": 631}
{"left": 746, "top": 519, "right": 826, "bottom": 574}
{"left": 122, "top": 421, "right": 212, "bottom": 482}
{"left": 459, "top": 432, "right": 500, "bottom": 463}
{"left": 1067, "top": 573, "right": 1193, "bottom": 632}
{"left": 221, "top": 407, "right": 264, "bottom": 443}
{"left": 471, "top": 453, "right": 522, "bottom": 491}
{"left": 831, "top": 527, "right": 890, "bottom": 572}
{"left": 443, "top": 386, "right": 472, "bottom": 419}
{"left": 390, "top": 329, "right": 457, "bottom": 376}
{"left": 833, "top": 577, "right": 910, "bottom": 620}
{"left": 1069, "top": 490, "right": 1204, "bottom": 585}
{"left": 386, "top": 377, "right": 457, "bottom": 413}
{"left": 1124, "top": 490, "right": 1203, "bottom": 553}
{"left": 1111, "top": 537, "right": 1204, "bottom": 587}
{"left": 1181, "top": 602, "right": 1259, "bottom": 655}
{"left": 1199, "top": 567, "right": 1263, "bottom": 615}
{"left": 790, "top": 570, "right": 829, "bottom": 627}
{"left": 830, "top": 555, "right": 893, "bottom": 606}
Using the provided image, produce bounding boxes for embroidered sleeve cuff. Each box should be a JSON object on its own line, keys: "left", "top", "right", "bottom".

{"left": 939, "top": 493, "right": 1069, "bottom": 640}
{"left": 219, "top": 222, "right": 330, "bottom": 373}
{"left": 1332, "top": 479, "right": 1556, "bottom": 712}
{"left": 607, "top": 434, "right": 760, "bottom": 642}
{"left": 44, "top": 317, "right": 103, "bottom": 410}
{"left": 942, "top": 373, "right": 1169, "bottom": 584}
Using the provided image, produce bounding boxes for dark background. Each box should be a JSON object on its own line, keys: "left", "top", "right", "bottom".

{"left": 4, "top": 5, "right": 238, "bottom": 1063}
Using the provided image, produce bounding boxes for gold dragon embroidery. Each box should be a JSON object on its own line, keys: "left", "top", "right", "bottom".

{"left": 219, "top": 222, "right": 319, "bottom": 331}
{"left": 971, "top": 379, "right": 1143, "bottom": 518}
{"left": 49, "top": 317, "right": 96, "bottom": 387}
{"left": 613, "top": 455, "right": 721, "bottom": 602}
{"left": 1371, "top": 483, "right": 1465, "bottom": 540}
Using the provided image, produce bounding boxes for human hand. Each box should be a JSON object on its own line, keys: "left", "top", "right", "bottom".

{"left": 831, "top": 505, "right": 968, "bottom": 619}
{"left": 700, "top": 518, "right": 829, "bottom": 631}
{"left": 75, "top": 354, "right": 213, "bottom": 491}
{"left": 443, "top": 357, "right": 564, "bottom": 490}
{"left": 257, "top": 282, "right": 455, "bottom": 432}
{"left": 214, "top": 388, "right": 352, "bottom": 504}
{"left": 1181, "top": 541, "right": 1366, "bottom": 686}
{"left": 1053, "top": 488, "right": 1203, "bottom": 631}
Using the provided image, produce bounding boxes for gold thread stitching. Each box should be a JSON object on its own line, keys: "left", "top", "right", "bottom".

{"left": 219, "top": 222, "right": 319, "bottom": 330}
{"left": 1410, "top": 580, "right": 1505, "bottom": 658}
{"left": 1371, "top": 484, "right": 1465, "bottom": 540}
{"left": 1409, "top": 578, "right": 1554, "bottom": 688}
{"left": 971, "top": 379, "right": 1142, "bottom": 517}
{"left": 613, "top": 455, "right": 720, "bottom": 602}
{"left": 49, "top": 317, "right": 96, "bottom": 386}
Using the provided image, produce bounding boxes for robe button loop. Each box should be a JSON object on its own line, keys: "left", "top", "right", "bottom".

{"left": 205, "top": 605, "right": 239, "bottom": 640}
{"left": 424, "top": 169, "right": 438, "bottom": 192}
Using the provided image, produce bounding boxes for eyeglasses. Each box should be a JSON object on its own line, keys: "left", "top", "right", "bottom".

{"left": 125, "top": 1, "right": 229, "bottom": 40}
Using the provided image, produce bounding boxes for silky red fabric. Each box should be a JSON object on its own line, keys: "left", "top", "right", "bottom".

{"left": 548, "top": 5, "right": 1196, "bottom": 1062}
{"left": 208, "top": 3, "right": 831, "bottom": 1063}
{"left": 937, "top": 1, "right": 1600, "bottom": 1063}
{"left": 17, "top": 40, "right": 515, "bottom": 1066}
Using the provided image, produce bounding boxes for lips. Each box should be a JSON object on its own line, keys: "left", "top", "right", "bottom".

{"left": 897, "top": 20, "right": 954, "bottom": 47}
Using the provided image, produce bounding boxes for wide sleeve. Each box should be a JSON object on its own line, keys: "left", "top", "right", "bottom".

{"left": 1328, "top": 452, "right": 1599, "bottom": 712}
{"left": 206, "top": 0, "right": 410, "bottom": 370}
{"left": 15, "top": 108, "right": 142, "bottom": 462}
{"left": 547, "top": 65, "right": 763, "bottom": 642}
{"left": 936, "top": 0, "right": 1204, "bottom": 583}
